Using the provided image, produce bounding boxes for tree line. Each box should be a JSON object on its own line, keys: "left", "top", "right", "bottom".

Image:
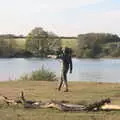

{"left": 25, "top": 27, "right": 61, "bottom": 57}
{"left": 76, "top": 33, "right": 120, "bottom": 58}
{"left": 0, "top": 27, "right": 120, "bottom": 58}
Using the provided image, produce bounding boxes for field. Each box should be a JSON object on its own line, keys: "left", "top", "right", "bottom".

{"left": 15, "top": 38, "right": 77, "bottom": 50}
{"left": 15, "top": 38, "right": 26, "bottom": 49}
{"left": 61, "top": 38, "right": 77, "bottom": 49}
{"left": 0, "top": 81, "right": 120, "bottom": 120}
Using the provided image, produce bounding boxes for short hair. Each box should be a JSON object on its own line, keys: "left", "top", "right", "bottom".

{"left": 64, "top": 47, "right": 72, "bottom": 55}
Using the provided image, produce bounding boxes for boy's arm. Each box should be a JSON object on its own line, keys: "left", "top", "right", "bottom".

{"left": 69, "top": 56, "right": 72, "bottom": 73}
{"left": 47, "top": 55, "right": 57, "bottom": 59}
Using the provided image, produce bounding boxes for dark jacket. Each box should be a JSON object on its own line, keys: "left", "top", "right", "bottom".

{"left": 61, "top": 54, "right": 72, "bottom": 72}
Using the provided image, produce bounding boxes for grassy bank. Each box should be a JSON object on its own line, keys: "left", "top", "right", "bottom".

{"left": 0, "top": 81, "right": 120, "bottom": 120}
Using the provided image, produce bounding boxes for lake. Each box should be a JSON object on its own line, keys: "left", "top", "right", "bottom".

{"left": 0, "top": 58, "right": 120, "bottom": 82}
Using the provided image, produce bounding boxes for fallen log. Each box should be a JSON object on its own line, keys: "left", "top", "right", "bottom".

{"left": 102, "top": 104, "right": 120, "bottom": 110}
{"left": 85, "top": 98, "right": 111, "bottom": 111}
{"left": 20, "top": 91, "right": 111, "bottom": 111}
{"left": 22, "top": 99, "right": 111, "bottom": 111}
{"left": 0, "top": 96, "right": 22, "bottom": 105}
{"left": 1, "top": 92, "right": 120, "bottom": 112}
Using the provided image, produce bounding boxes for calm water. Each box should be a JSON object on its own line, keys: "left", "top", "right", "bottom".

{"left": 0, "top": 58, "right": 120, "bottom": 82}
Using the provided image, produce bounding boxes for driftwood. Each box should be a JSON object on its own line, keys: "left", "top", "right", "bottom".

{"left": 0, "top": 96, "right": 22, "bottom": 105}
{"left": 20, "top": 91, "right": 111, "bottom": 111}
{"left": 85, "top": 98, "right": 111, "bottom": 111}
{"left": 0, "top": 92, "right": 120, "bottom": 112}
{"left": 102, "top": 104, "right": 120, "bottom": 110}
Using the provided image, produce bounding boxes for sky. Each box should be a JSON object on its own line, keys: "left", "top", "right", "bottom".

{"left": 0, "top": 0, "right": 120, "bottom": 36}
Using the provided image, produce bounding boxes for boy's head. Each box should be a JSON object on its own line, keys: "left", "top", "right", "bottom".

{"left": 64, "top": 47, "right": 72, "bottom": 55}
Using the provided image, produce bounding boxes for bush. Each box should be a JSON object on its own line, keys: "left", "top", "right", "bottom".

{"left": 111, "top": 48, "right": 120, "bottom": 57}
{"left": 19, "top": 67, "right": 57, "bottom": 81}
{"left": 83, "top": 49, "right": 94, "bottom": 58}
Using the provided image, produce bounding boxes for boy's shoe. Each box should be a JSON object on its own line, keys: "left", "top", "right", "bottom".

{"left": 64, "top": 89, "right": 68, "bottom": 92}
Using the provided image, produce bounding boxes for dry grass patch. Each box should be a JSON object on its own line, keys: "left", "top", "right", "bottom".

{"left": 0, "top": 81, "right": 120, "bottom": 120}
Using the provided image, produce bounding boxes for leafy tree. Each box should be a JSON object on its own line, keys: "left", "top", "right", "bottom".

{"left": 26, "top": 27, "right": 48, "bottom": 57}
{"left": 0, "top": 38, "right": 17, "bottom": 57}
{"left": 77, "top": 33, "right": 120, "bottom": 58}
{"left": 26, "top": 27, "right": 61, "bottom": 57}
{"left": 47, "top": 32, "right": 61, "bottom": 54}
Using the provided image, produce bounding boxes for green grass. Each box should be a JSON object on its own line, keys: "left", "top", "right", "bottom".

{"left": 15, "top": 38, "right": 78, "bottom": 50}
{"left": 15, "top": 38, "right": 78, "bottom": 52}
{"left": 61, "top": 38, "right": 77, "bottom": 49}
{"left": 0, "top": 81, "right": 120, "bottom": 120}
{"left": 15, "top": 38, "right": 26, "bottom": 49}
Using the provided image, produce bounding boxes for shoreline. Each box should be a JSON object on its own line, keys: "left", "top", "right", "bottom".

{"left": 0, "top": 79, "right": 120, "bottom": 84}
{"left": 0, "top": 56, "right": 120, "bottom": 59}
{"left": 0, "top": 79, "right": 120, "bottom": 85}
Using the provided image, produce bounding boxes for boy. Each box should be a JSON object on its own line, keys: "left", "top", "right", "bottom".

{"left": 58, "top": 47, "right": 73, "bottom": 92}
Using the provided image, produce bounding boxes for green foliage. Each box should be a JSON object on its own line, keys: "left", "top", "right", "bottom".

{"left": 0, "top": 38, "right": 18, "bottom": 57}
{"left": 111, "top": 48, "right": 120, "bottom": 57}
{"left": 100, "top": 42, "right": 120, "bottom": 57}
{"left": 83, "top": 49, "right": 94, "bottom": 58}
{"left": 15, "top": 38, "right": 26, "bottom": 49}
{"left": 25, "top": 27, "right": 48, "bottom": 57}
{"left": 61, "top": 38, "right": 77, "bottom": 48}
{"left": 77, "top": 33, "right": 120, "bottom": 58}
{"left": 25, "top": 27, "right": 61, "bottom": 57}
{"left": 19, "top": 67, "right": 57, "bottom": 81}
{"left": 61, "top": 38, "right": 77, "bottom": 56}
{"left": 0, "top": 32, "right": 120, "bottom": 58}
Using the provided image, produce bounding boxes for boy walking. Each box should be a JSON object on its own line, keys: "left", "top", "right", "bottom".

{"left": 58, "top": 47, "right": 73, "bottom": 92}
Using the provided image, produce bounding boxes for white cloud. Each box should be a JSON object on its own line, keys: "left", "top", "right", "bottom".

{"left": 0, "top": 0, "right": 105, "bottom": 13}
{"left": 0, "top": 0, "right": 120, "bottom": 36}
{"left": 1, "top": 9, "right": 120, "bottom": 36}
{"left": 40, "top": 9, "right": 120, "bottom": 36}
{"left": 64, "top": 10, "right": 120, "bottom": 36}
{"left": 35, "top": 0, "right": 104, "bottom": 8}
{"left": 30, "top": 0, "right": 105, "bottom": 12}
